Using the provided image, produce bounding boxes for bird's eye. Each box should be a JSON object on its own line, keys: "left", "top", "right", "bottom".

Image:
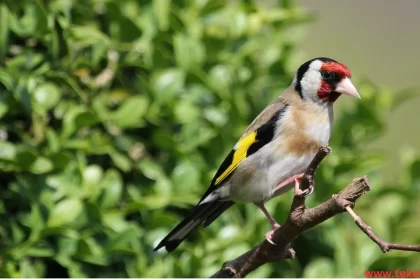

{"left": 321, "top": 70, "right": 331, "bottom": 80}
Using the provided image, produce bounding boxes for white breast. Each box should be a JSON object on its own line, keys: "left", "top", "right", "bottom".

{"left": 227, "top": 104, "right": 333, "bottom": 203}
{"left": 307, "top": 105, "right": 334, "bottom": 145}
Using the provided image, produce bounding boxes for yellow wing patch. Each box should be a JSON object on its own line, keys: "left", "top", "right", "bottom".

{"left": 214, "top": 131, "right": 257, "bottom": 185}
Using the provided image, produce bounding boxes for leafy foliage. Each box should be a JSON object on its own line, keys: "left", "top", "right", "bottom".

{"left": 0, "top": 0, "right": 418, "bottom": 277}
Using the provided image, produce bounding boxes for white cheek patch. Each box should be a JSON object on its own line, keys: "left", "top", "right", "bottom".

{"left": 301, "top": 60, "right": 322, "bottom": 102}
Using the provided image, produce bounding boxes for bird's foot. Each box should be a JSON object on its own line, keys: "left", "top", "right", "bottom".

{"left": 265, "top": 223, "right": 281, "bottom": 245}
{"left": 293, "top": 177, "right": 304, "bottom": 196}
{"left": 304, "top": 183, "right": 315, "bottom": 197}
{"left": 293, "top": 177, "right": 315, "bottom": 197}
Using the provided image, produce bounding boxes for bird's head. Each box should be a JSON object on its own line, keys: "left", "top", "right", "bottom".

{"left": 293, "top": 57, "right": 360, "bottom": 104}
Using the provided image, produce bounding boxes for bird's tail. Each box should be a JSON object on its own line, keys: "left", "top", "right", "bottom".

{"left": 203, "top": 201, "right": 234, "bottom": 227}
{"left": 154, "top": 200, "right": 234, "bottom": 252}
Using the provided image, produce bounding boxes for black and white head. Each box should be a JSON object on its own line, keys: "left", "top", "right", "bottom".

{"left": 293, "top": 57, "right": 360, "bottom": 104}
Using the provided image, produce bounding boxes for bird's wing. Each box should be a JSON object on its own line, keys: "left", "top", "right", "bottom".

{"left": 198, "top": 96, "right": 289, "bottom": 203}
{"left": 154, "top": 89, "right": 297, "bottom": 252}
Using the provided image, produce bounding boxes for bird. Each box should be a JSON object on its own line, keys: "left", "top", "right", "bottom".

{"left": 154, "top": 57, "right": 360, "bottom": 252}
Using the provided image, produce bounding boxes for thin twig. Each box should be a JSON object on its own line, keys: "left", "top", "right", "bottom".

{"left": 345, "top": 206, "right": 420, "bottom": 253}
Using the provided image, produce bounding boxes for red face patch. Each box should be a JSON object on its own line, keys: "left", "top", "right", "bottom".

{"left": 318, "top": 62, "right": 351, "bottom": 102}
{"left": 318, "top": 81, "right": 338, "bottom": 102}
{"left": 320, "top": 62, "right": 352, "bottom": 79}
{"left": 318, "top": 81, "right": 332, "bottom": 97}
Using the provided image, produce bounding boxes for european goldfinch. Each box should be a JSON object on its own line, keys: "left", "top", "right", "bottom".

{"left": 154, "top": 57, "right": 360, "bottom": 252}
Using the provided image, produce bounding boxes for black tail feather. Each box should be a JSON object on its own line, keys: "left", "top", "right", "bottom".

{"left": 203, "top": 201, "right": 234, "bottom": 227}
{"left": 154, "top": 200, "right": 233, "bottom": 252}
{"left": 154, "top": 201, "right": 215, "bottom": 252}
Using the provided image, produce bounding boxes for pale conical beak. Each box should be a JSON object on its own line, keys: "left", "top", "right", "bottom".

{"left": 335, "top": 77, "right": 361, "bottom": 99}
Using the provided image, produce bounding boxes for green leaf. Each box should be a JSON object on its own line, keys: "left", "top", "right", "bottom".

{"left": 20, "top": 259, "right": 39, "bottom": 278}
{"left": 172, "top": 160, "right": 200, "bottom": 193}
{"left": 153, "top": 0, "right": 171, "bottom": 31}
{"left": 26, "top": 246, "right": 54, "bottom": 257}
{"left": 67, "top": 263, "right": 88, "bottom": 278}
{"left": 33, "top": 82, "right": 61, "bottom": 111}
{"left": 173, "top": 34, "right": 192, "bottom": 69}
{"left": 0, "top": 69, "right": 14, "bottom": 90}
{"left": 48, "top": 199, "right": 83, "bottom": 227}
{"left": 100, "top": 169, "right": 123, "bottom": 209}
{"left": 62, "top": 108, "right": 99, "bottom": 139}
{"left": 105, "top": 2, "right": 142, "bottom": 42}
{"left": 50, "top": 152, "right": 71, "bottom": 170}
{"left": 109, "top": 149, "right": 132, "bottom": 172}
{"left": 137, "top": 159, "right": 165, "bottom": 180}
{"left": 22, "top": 204, "right": 45, "bottom": 231}
{"left": 57, "top": 236, "right": 79, "bottom": 257}
{"left": 74, "top": 238, "right": 108, "bottom": 265}
{"left": 126, "top": 195, "right": 169, "bottom": 211}
{"left": 82, "top": 165, "right": 103, "bottom": 186}
{"left": 11, "top": 222, "right": 25, "bottom": 244}
{"left": 102, "top": 212, "right": 129, "bottom": 232}
{"left": 0, "top": 141, "right": 16, "bottom": 160}
{"left": 9, "top": 0, "right": 49, "bottom": 37}
{"left": 70, "top": 25, "right": 110, "bottom": 47}
{"left": 74, "top": 111, "right": 99, "bottom": 129}
{"left": 152, "top": 69, "right": 186, "bottom": 102}
{"left": 0, "top": 101, "right": 8, "bottom": 119}
{"left": 0, "top": 4, "right": 9, "bottom": 59}
{"left": 303, "top": 258, "right": 334, "bottom": 278}
{"left": 111, "top": 96, "right": 149, "bottom": 128}
{"left": 105, "top": 225, "right": 140, "bottom": 251}
{"left": 174, "top": 100, "right": 200, "bottom": 123}
{"left": 203, "top": 107, "right": 228, "bottom": 127}
{"left": 30, "top": 156, "right": 54, "bottom": 174}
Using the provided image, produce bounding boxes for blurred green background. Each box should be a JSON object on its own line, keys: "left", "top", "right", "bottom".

{"left": 0, "top": 0, "right": 419, "bottom": 278}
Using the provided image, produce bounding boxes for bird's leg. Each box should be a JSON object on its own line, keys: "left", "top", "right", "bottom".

{"left": 255, "top": 202, "right": 280, "bottom": 229}
{"left": 255, "top": 202, "right": 280, "bottom": 245}
{"left": 273, "top": 173, "right": 314, "bottom": 197}
{"left": 255, "top": 173, "right": 315, "bottom": 245}
{"left": 272, "top": 173, "right": 305, "bottom": 195}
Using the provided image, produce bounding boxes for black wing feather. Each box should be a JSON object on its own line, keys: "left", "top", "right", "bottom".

{"left": 198, "top": 104, "right": 289, "bottom": 204}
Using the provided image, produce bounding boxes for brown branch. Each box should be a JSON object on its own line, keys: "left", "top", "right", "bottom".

{"left": 346, "top": 206, "right": 420, "bottom": 253}
{"left": 292, "top": 145, "right": 331, "bottom": 211}
{"left": 211, "top": 146, "right": 372, "bottom": 278}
